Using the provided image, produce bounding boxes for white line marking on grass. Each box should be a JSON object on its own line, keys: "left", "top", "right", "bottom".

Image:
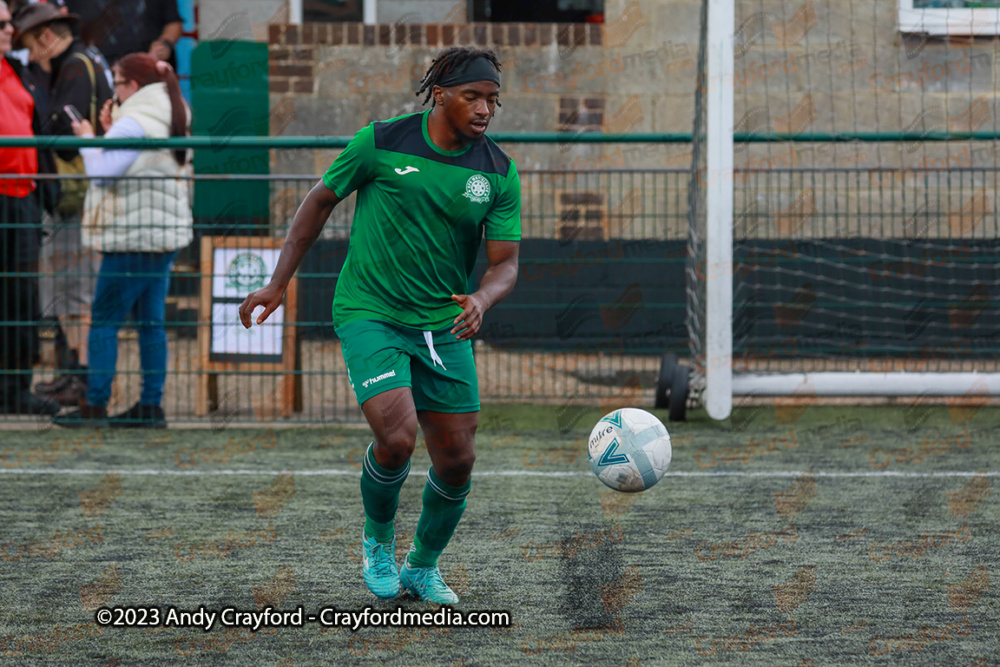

{"left": 0, "top": 469, "right": 997, "bottom": 478}
{"left": 0, "top": 469, "right": 363, "bottom": 476}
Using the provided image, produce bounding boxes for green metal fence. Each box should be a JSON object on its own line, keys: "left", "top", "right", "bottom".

{"left": 1, "top": 135, "right": 998, "bottom": 425}
{"left": 0, "top": 150, "right": 693, "bottom": 425}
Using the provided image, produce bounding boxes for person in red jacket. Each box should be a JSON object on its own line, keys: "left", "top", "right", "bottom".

{"left": 0, "top": 0, "right": 59, "bottom": 414}
{"left": 13, "top": 1, "right": 112, "bottom": 407}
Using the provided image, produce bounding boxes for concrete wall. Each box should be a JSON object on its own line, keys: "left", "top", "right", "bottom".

{"left": 199, "top": 0, "right": 289, "bottom": 41}
{"left": 376, "top": 0, "right": 468, "bottom": 24}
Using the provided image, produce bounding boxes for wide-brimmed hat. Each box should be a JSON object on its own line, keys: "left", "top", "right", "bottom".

{"left": 12, "top": 3, "right": 79, "bottom": 48}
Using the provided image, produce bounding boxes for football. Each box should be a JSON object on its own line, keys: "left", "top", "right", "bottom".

{"left": 587, "top": 408, "right": 672, "bottom": 493}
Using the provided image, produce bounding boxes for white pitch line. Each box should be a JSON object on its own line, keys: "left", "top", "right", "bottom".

{"left": 0, "top": 469, "right": 996, "bottom": 478}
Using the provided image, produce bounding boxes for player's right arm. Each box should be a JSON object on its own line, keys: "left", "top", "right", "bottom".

{"left": 238, "top": 182, "right": 341, "bottom": 328}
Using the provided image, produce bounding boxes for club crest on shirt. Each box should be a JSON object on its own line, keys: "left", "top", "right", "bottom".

{"left": 463, "top": 174, "right": 491, "bottom": 204}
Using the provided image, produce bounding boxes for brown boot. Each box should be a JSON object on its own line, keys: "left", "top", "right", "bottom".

{"left": 50, "top": 375, "right": 88, "bottom": 407}
{"left": 35, "top": 374, "right": 71, "bottom": 396}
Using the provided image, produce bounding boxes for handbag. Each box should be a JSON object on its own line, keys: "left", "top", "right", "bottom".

{"left": 54, "top": 53, "right": 97, "bottom": 215}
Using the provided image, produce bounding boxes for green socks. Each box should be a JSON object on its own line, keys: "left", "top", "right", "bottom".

{"left": 359, "top": 444, "right": 471, "bottom": 565}
{"left": 360, "top": 443, "right": 410, "bottom": 544}
{"left": 407, "top": 468, "right": 470, "bottom": 569}
{"left": 364, "top": 515, "right": 395, "bottom": 545}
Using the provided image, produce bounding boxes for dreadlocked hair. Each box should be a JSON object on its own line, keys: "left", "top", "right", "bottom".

{"left": 416, "top": 46, "right": 502, "bottom": 107}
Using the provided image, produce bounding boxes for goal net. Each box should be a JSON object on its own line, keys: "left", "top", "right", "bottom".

{"left": 687, "top": 0, "right": 1000, "bottom": 418}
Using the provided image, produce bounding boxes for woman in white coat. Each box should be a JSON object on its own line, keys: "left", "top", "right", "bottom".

{"left": 55, "top": 53, "right": 192, "bottom": 428}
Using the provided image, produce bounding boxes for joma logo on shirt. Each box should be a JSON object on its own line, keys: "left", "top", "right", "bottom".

{"left": 362, "top": 370, "right": 397, "bottom": 388}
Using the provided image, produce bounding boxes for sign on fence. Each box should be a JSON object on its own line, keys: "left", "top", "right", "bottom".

{"left": 197, "top": 236, "right": 298, "bottom": 419}
{"left": 210, "top": 246, "right": 284, "bottom": 360}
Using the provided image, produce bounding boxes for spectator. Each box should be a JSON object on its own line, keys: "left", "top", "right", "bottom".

{"left": 8, "top": 1, "right": 110, "bottom": 389}
{"left": 54, "top": 53, "right": 192, "bottom": 428}
{"left": 13, "top": 0, "right": 111, "bottom": 407}
{"left": 65, "top": 0, "right": 182, "bottom": 67}
{"left": 25, "top": 0, "right": 114, "bottom": 87}
{"left": 0, "top": 0, "right": 59, "bottom": 415}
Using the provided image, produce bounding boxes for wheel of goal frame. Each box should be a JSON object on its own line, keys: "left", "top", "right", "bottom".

{"left": 668, "top": 362, "right": 690, "bottom": 422}
{"left": 655, "top": 352, "right": 678, "bottom": 409}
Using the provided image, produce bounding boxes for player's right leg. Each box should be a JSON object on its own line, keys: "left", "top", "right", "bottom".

{"left": 358, "top": 387, "right": 418, "bottom": 597}
{"left": 337, "top": 320, "right": 418, "bottom": 599}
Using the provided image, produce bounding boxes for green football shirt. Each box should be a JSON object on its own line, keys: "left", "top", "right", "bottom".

{"left": 323, "top": 109, "right": 521, "bottom": 329}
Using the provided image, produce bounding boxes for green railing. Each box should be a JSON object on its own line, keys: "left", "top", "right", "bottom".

{"left": 2, "top": 130, "right": 999, "bottom": 150}
{"left": 1, "top": 155, "right": 694, "bottom": 424}
{"left": 1, "top": 134, "right": 997, "bottom": 424}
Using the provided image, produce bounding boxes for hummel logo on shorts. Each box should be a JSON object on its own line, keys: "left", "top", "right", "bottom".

{"left": 395, "top": 166, "right": 420, "bottom": 175}
{"left": 362, "top": 370, "right": 397, "bottom": 388}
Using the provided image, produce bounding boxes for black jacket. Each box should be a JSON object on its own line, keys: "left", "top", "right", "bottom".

{"left": 41, "top": 38, "right": 113, "bottom": 161}
{"left": 66, "top": 0, "right": 183, "bottom": 68}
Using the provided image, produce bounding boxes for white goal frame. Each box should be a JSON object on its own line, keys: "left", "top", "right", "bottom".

{"left": 700, "top": 1, "right": 998, "bottom": 419}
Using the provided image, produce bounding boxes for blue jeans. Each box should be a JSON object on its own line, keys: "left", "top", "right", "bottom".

{"left": 87, "top": 251, "right": 178, "bottom": 408}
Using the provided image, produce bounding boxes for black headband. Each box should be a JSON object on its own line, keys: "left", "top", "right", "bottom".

{"left": 435, "top": 56, "right": 501, "bottom": 88}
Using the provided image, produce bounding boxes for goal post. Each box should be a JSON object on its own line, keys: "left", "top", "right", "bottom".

{"left": 689, "top": 0, "right": 1000, "bottom": 417}
{"left": 733, "top": 372, "right": 1000, "bottom": 397}
{"left": 704, "top": 0, "right": 735, "bottom": 420}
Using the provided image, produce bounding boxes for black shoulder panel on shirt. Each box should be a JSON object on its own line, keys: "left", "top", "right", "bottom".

{"left": 373, "top": 113, "right": 511, "bottom": 176}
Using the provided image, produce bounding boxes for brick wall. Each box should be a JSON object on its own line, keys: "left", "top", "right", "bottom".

{"left": 267, "top": 22, "right": 604, "bottom": 95}
{"left": 251, "top": 0, "right": 1000, "bottom": 244}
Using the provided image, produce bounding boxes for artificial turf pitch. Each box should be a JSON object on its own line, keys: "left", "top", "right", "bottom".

{"left": 0, "top": 404, "right": 997, "bottom": 665}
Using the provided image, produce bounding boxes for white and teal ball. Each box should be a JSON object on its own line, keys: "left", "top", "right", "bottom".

{"left": 588, "top": 408, "right": 672, "bottom": 493}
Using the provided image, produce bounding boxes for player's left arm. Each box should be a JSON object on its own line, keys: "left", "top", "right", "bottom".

{"left": 451, "top": 239, "right": 519, "bottom": 340}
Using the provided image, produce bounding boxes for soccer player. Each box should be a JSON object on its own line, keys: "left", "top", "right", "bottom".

{"left": 239, "top": 47, "right": 520, "bottom": 605}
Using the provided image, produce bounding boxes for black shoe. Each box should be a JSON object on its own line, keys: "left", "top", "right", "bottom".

{"left": 0, "top": 392, "right": 61, "bottom": 415}
{"left": 35, "top": 374, "right": 71, "bottom": 396}
{"left": 53, "top": 404, "right": 109, "bottom": 428}
{"left": 109, "top": 403, "right": 166, "bottom": 429}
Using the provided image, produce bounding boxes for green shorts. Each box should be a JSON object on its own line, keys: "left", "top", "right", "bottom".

{"left": 336, "top": 319, "right": 480, "bottom": 413}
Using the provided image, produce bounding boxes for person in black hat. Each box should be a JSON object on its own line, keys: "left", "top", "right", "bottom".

{"left": 7, "top": 1, "right": 112, "bottom": 86}
{"left": 13, "top": 2, "right": 110, "bottom": 137}
{"left": 14, "top": 0, "right": 112, "bottom": 407}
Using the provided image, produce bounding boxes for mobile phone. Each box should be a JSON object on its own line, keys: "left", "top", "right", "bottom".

{"left": 63, "top": 105, "right": 84, "bottom": 124}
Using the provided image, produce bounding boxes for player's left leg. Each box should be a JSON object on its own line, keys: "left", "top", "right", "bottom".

{"left": 414, "top": 409, "right": 477, "bottom": 552}
{"left": 399, "top": 326, "right": 480, "bottom": 604}
{"left": 400, "top": 410, "right": 477, "bottom": 605}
